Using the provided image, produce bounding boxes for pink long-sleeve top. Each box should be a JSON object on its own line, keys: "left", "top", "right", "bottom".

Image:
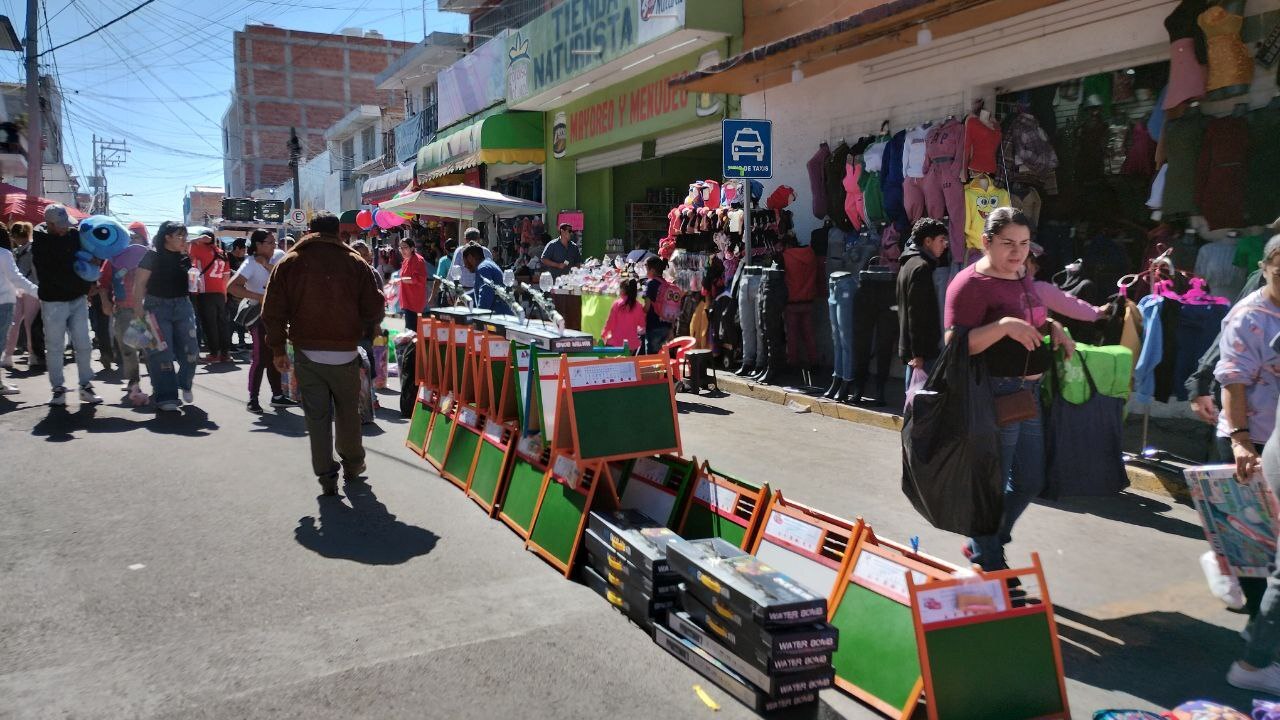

{"left": 1035, "top": 280, "right": 1101, "bottom": 322}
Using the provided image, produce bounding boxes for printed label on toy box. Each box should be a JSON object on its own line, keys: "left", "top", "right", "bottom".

{"left": 777, "top": 635, "right": 837, "bottom": 653}
{"left": 630, "top": 457, "right": 670, "bottom": 487}
{"left": 764, "top": 513, "right": 823, "bottom": 554}
{"left": 483, "top": 420, "right": 505, "bottom": 444}
{"left": 693, "top": 477, "right": 739, "bottom": 513}
{"left": 568, "top": 360, "right": 637, "bottom": 388}
{"left": 552, "top": 454, "right": 580, "bottom": 485}
{"left": 851, "top": 549, "right": 928, "bottom": 602}
{"left": 916, "top": 580, "right": 1008, "bottom": 626}
{"left": 766, "top": 605, "right": 828, "bottom": 624}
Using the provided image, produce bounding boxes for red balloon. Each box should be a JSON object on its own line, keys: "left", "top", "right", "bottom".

{"left": 355, "top": 209, "right": 374, "bottom": 229}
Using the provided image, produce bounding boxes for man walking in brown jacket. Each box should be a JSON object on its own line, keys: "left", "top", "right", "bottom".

{"left": 263, "top": 212, "right": 384, "bottom": 495}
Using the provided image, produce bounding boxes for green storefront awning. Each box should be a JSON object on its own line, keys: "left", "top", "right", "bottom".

{"left": 415, "top": 110, "right": 545, "bottom": 181}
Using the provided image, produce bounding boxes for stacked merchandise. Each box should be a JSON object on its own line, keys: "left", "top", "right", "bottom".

{"left": 656, "top": 538, "right": 837, "bottom": 713}
{"left": 581, "top": 510, "right": 683, "bottom": 630}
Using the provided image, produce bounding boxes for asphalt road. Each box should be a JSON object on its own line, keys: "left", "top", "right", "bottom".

{"left": 0, "top": 342, "right": 1260, "bottom": 719}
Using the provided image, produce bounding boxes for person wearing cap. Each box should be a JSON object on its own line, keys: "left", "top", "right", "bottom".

{"left": 99, "top": 222, "right": 151, "bottom": 401}
{"left": 540, "top": 222, "right": 582, "bottom": 279}
{"left": 448, "top": 227, "right": 492, "bottom": 289}
{"left": 188, "top": 229, "right": 233, "bottom": 363}
{"left": 31, "top": 203, "right": 101, "bottom": 406}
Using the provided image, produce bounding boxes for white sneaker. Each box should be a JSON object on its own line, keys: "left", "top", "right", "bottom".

{"left": 0, "top": 383, "right": 18, "bottom": 395}
{"left": 49, "top": 386, "right": 67, "bottom": 406}
{"left": 1227, "top": 661, "right": 1280, "bottom": 696}
{"left": 181, "top": 388, "right": 193, "bottom": 404}
{"left": 157, "top": 401, "right": 180, "bottom": 412}
{"left": 78, "top": 384, "right": 103, "bottom": 405}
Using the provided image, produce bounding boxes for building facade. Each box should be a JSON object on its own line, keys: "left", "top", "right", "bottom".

{"left": 184, "top": 186, "right": 225, "bottom": 227}
{"left": 222, "top": 25, "right": 413, "bottom": 197}
{"left": 0, "top": 75, "right": 84, "bottom": 208}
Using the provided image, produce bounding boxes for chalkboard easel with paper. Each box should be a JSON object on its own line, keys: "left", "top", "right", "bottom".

{"left": 525, "top": 453, "right": 621, "bottom": 577}
{"left": 549, "top": 355, "right": 682, "bottom": 465}
{"left": 422, "top": 319, "right": 465, "bottom": 471}
{"left": 616, "top": 454, "right": 698, "bottom": 528}
{"left": 439, "top": 326, "right": 489, "bottom": 490}
{"left": 909, "top": 554, "right": 1068, "bottom": 720}
{"left": 676, "top": 462, "right": 770, "bottom": 550}
{"left": 465, "top": 332, "right": 521, "bottom": 515}
{"left": 748, "top": 492, "right": 864, "bottom": 602}
{"left": 827, "top": 525, "right": 956, "bottom": 720}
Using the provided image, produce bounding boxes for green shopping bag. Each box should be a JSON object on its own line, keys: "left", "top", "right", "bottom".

{"left": 1048, "top": 343, "right": 1133, "bottom": 405}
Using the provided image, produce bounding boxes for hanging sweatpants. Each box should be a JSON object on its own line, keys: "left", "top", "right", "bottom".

{"left": 737, "top": 271, "right": 765, "bottom": 368}
{"left": 852, "top": 276, "right": 898, "bottom": 391}
{"left": 923, "top": 160, "right": 967, "bottom": 262}
{"left": 904, "top": 177, "right": 928, "bottom": 224}
{"left": 759, "top": 268, "right": 788, "bottom": 371}
{"left": 828, "top": 273, "right": 855, "bottom": 380}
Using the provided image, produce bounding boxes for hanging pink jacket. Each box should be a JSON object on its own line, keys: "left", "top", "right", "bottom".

{"left": 842, "top": 156, "right": 864, "bottom": 231}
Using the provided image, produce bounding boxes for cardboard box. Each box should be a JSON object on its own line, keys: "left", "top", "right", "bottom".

{"left": 653, "top": 624, "right": 820, "bottom": 714}
{"left": 666, "top": 610, "right": 833, "bottom": 691}
{"left": 584, "top": 529, "right": 680, "bottom": 596}
{"left": 681, "top": 587, "right": 838, "bottom": 660}
{"left": 581, "top": 565, "right": 675, "bottom": 629}
{"left": 586, "top": 510, "right": 683, "bottom": 577}
{"left": 667, "top": 538, "right": 827, "bottom": 627}
{"left": 586, "top": 545, "right": 681, "bottom": 600}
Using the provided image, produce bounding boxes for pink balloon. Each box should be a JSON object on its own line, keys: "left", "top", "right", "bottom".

{"left": 375, "top": 211, "right": 403, "bottom": 229}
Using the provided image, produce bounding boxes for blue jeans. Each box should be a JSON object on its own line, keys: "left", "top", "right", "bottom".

{"left": 40, "top": 298, "right": 93, "bottom": 390}
{"left": 738, "top": 273, "right": 763, "bottom": 367}
{"left": 143, "top": 295, "right": 198, "bottom": 404}
{"left": 827, "top": 274, "right": 855, "bottom": 379}
{"left": 643, "top": 325, "right": 670, "bottom": 355}
{"left": 969, "top": 376, "right": 1045, "bottom": 571}
{"left": 0, "top": 302, "right": 12, "bottom": 381}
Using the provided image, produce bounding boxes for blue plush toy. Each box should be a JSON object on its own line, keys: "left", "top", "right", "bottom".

{"left": 73, "top": 215, "right": 131, "bottom": 283}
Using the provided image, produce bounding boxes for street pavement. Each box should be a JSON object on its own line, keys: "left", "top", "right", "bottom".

{"left": 0, "top": 339, "right": 1262, "bottom": 719}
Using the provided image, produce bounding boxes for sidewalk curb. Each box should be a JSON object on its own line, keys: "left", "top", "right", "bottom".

{"left": 712, "top": 373, "right": 1190, "bottom": 503}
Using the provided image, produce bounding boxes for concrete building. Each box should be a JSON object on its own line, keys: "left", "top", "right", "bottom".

{"left": 184, "top": 185, "right": 224, "bottom": 226}
{"left": 325, "top": 104, "right": 402, "bottom": 211}
{"left": 222, "top": 24, "right": 413, "bottom": 197}
{"left": 0, "top": 75, "right": 85, "bottom": 209}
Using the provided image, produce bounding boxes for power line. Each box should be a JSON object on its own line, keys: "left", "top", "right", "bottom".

{"left": 40, "top": 0, "right": 161, "bottom": 56}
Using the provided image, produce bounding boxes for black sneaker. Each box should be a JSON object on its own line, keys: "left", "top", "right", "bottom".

{"left": 343, "top": 462, "right": 367, "bottom": 483}
{"left": 247, "top": 399, "right": 264, "bottom": 413}
{"left": 318, "top": 475, "right": 339, "bottom": 496}
{"left": 270, "top": 394, "right": 296, "bottom": 407}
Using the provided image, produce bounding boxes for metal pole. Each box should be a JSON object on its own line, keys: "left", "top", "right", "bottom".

{"left": 24, "top": 0, "right": 40, "bottom": 200}
{"left": 288, "top": 127, "right": 301, "bottom": 210}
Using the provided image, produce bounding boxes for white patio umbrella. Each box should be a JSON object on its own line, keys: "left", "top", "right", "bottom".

{"left": 377, "top": 184, "right": 544, "bottom": 220}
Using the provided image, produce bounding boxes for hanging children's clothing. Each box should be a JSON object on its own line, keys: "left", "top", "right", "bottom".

{"left": 963, "top": 175, "right": 1011, "bottom": 258}
{"left": 843, "top": 156, "right": 864, "bottom": 232}
{"left": 903, "top": 123, "right": 931, "bottom": 223}
{"left": 860, "top": 139, "right": 889, "bottom": 224}
{"left": 962, "top": 114, "right": 1001, "bottom": 176}
{"left": 922, "top": 118, "right": 966, "bottom": 262}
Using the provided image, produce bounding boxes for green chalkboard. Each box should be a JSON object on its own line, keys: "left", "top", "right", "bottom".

{"left": 452, "top": 346, "right": 467, "bottom": 392}
{"left": 571, "top": 383, "right": 677, "bottom": 460}
{"left": 528, "top": 478, "right": 588, "bottom": 567}
{"left": 830, "top": 583, "right": 920, "bottom": 714}
{"left": 922, "top": 612, "right": 1063, "bottom": 720}
{"left": 490, "top": 361, "right": 516, "bottom": 418}
{"left": 442, "top": 425, "right": 482, "bottom": 486}
{"left": 469, "top": 441, "right": 507, "bottom": 508}
{"left": 405, "top": 400, "right": 431, "bottom": 453}
{"left": 424, "top": 412, "right": 454, "bottom": 465}
{"left": 682, "top": 505, "right": 748, "bottom": 547}
{"left": 500, "top": 458, "right": 545, "bottom": 534}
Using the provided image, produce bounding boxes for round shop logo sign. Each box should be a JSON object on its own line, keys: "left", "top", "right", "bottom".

{"left": 552, "top": 111, "right": 568, "bottom": 159}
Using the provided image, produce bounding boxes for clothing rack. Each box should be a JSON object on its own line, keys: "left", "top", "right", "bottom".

{"left": 1118, "top": 247, "right": 1175, "bottom": 456}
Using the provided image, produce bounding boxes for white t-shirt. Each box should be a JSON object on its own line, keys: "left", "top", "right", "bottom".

{"left": 231, "top": 250, "right": 285, "bottom": 297}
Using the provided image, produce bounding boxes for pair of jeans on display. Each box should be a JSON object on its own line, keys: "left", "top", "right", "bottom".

{"left": 824, "top": 272, "right": 857, "bottom": 400}
{"left": 851, "top": 265, "right": 898, "bottom": 406}
{"left": 758, "top": 267, "right": 788, "bottom": 383}
{"left": 737, "top": 268, "right": 765, "bottom": 372}
{"left": 143, "top": 295, "right": 199, "bottom": 405}
{"left": 844, "top": 228, "right": 881, "bottom": 277}
{"left": 967, "top": 376, "right": 1046, "bottom": 572}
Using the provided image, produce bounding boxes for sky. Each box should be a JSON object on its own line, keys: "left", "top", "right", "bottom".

{"left": 0, "top": 0, "right": 469, "bottom": 228}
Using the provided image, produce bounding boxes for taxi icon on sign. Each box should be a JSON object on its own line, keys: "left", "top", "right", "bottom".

{"left": 730, "top": 128, "right": 765, "bottom": 162}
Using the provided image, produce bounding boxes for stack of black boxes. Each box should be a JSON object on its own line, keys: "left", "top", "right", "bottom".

{"left": 656, "top": 538, "right": 837, "bottom": 713}
{"left": 581, "top": 510, "right": 683, "bottom": 630}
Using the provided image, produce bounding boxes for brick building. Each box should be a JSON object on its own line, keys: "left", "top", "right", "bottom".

{"left": 222, "top": 25, "right": 412, "bottom": 197}
{"left": 184, "top": 186, "right": 224, "bottom": 226}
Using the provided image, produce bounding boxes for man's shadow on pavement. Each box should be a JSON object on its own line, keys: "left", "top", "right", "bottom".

{"left": 294, "top": 480, "right": 438, "bottom": 565}
{"left": 1055, "top": 605, "right": 1254, "bottom": 710}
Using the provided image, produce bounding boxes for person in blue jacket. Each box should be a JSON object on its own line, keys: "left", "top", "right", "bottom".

{"left": 462, "top": 244, "right": 510, "bottom": 315}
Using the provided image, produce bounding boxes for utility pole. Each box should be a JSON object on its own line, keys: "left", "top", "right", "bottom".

{"left": 287, "top": 126, "right": 300, "bottom": 210}
{"left": 23, "top": 0, "right": 39, "bottom": 201}
{"left": 90, "top": 134, "right": 128, "bottom": 214}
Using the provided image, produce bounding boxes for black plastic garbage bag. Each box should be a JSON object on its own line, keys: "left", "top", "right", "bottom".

{"left": 901, "top": 329, "right": 1004, "bottom": 536}
{"left": 1043, "top": 354, "right": 1129, "bottom": 498}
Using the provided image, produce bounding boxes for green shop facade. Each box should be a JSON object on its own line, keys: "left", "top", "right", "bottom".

{"left": 503, "top": 0, "right": 742, "bottom": 258}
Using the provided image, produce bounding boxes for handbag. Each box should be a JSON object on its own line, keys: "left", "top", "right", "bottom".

{"left": 994, "top": 282, "right": 1041, "bottom": 426}
{"left": 233, "top": 299, "right": 261, "bottom": 327}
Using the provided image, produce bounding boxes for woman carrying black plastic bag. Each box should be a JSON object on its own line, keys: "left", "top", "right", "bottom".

{"left": 941, "top": 208, "right": 1074, "bottom": 572}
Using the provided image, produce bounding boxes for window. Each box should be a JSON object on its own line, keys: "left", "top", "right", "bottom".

{"left": 361, "top": 126, "right": 376, "bottom": 163}
{"left": 423, "top": 83, "right": 438, "bottom": 133}
{"left": 340, "top": 137, "right": 355, "bottom": 171}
